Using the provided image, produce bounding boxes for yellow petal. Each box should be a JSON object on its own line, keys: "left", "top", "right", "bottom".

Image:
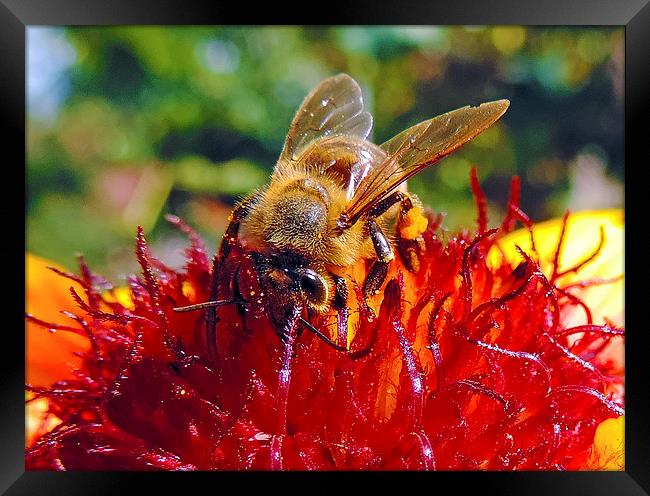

{"left": 101, "top": 285, "right": 135, "bottom": 310}
{"left": 488, "top": 209, "right": 624, "bottom": 326}
{"left": 585, "top": 416, "right": 625, "bottom": 470}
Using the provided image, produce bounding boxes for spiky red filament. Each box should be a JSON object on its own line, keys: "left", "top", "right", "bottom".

{"left": 25, "top": 172, "right": 624, "bottom": 470}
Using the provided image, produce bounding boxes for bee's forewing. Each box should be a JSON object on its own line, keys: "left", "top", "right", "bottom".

{"left": 340, "top": 99, "right": 510, "bottom": 227}
{"left": 276, "top": 74, "right": 373, "bottom": 172}
{"left": 380, "top": 100, "right": 510, "bottom": 159}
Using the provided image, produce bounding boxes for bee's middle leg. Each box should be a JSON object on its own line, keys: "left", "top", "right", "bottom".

{"left": 363, "top": 219, "right": 394, "bottom": 303}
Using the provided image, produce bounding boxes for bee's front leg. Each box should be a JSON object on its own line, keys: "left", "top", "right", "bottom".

{"left": 206, "top": 193, "right": 261, "bottom": 364}
{"left": 363, "top": 219, "right": 394, "bottom": 304}
{"left": 218, "top": 193, "right": 261, "bottom": 260}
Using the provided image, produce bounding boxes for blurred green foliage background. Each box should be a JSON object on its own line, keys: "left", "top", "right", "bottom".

{"left": 27, "top": 26, "right": 624, "bottom": 280}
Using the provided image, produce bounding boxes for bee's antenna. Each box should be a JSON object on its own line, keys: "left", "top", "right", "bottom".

{"left": 299, "top": 317, "right": 348, "bottom": 352}
{"left": 173, "top": 299, "right": 243, "bottom": 313}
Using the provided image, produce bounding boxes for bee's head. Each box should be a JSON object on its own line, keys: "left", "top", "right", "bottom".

{"left": 250, "top": 252, "right": 331, "bottom": 340}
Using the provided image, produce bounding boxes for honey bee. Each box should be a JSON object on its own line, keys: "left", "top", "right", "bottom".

{"left": 175, "top": 74, "right": 509, "bottom": 355}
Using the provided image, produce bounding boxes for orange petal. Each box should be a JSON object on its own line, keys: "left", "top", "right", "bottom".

{"left": 584, "top": 416, "right": 625, "bottom": 470}
{"left": 26, "top": 253, "right": 89, "bottom": 387}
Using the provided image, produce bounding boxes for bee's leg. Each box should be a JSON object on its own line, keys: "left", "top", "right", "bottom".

{"left": 206, "top": 193, "right": 261, "bottom": 364}
{"left": 363, "top": 219, "right": 394, "bottom": 305}
{"left": 367, "top": 191, "right": 408, "bottom": 218}
{"left": 330, "top": 274, "right": 349, "bottom": 348}
{"left": 396, "top": 194, "right": 428, "bottom": 273}
{"left": 369, "top": 191, "right": 427, "bottom": 273}
{"left": 218, "top": 193, "right": 261, "bottom": 260}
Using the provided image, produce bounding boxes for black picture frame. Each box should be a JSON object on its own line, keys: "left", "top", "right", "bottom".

{"left": 3, "top": 1, "right": 647, "bottom": 493}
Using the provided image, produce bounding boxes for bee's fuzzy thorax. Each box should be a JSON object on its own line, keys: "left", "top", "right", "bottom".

{"left": 238, "top": 170, "right": 377, "bottom": 267}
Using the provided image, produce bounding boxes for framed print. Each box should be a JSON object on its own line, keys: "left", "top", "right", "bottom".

{"left": 3, "top": 0, "right": 647, "bottom": 493}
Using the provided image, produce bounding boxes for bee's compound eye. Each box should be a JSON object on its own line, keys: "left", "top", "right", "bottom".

{"left": 299, "top": 269, "right": 327, "bottom": 304}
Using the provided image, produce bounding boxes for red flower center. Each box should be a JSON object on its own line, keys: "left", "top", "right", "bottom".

{"left": 25, "top": 172, "right": 624, "bottom": 471}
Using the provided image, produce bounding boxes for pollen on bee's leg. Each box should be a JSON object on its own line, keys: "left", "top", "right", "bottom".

{"left": 398, "top": 206, "right": 429, "bottom": 241}
{"left": 396, "top": 202, "right": 428, "bottom": 273}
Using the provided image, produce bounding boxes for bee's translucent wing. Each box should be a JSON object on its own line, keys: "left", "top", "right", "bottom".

{"left": 337, "top": 100, "right": 510, "bottom": 229}
{"left": 277, "top": 74, "right": 373, "bottom": 169}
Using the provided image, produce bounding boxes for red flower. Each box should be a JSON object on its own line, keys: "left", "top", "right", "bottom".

{"left": 25, "top": 172, "right": 624, "bottom": 470}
